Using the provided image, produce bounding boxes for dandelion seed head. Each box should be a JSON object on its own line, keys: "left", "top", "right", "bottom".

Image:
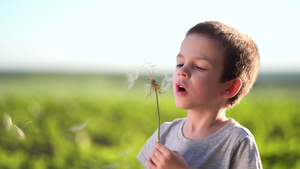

{"left": 128, "top": 61, "right": 166, "bottom": 97}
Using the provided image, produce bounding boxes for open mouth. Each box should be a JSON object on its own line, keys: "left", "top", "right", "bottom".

{"left": 175, "top": 81, "right": 187, "bottom": 94}
{"left": 178, "top": 86, "right": 186, "bottom": 91}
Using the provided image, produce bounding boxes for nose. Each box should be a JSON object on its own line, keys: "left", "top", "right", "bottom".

{"left": 177, "top": 66, "right": 190, "bottom": 78}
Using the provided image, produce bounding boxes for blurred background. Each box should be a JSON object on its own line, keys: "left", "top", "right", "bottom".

{"left": 0, "top": 0, "right": 299, "bottom": 168}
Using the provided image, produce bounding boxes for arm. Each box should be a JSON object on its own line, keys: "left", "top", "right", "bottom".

{"left": 230, "top": 136, "right": 263, "bottom": 169}
{"left": 148, "top": 142, "right": 191, "bottom": 169}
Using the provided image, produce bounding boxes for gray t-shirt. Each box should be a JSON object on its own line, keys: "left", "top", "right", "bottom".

{"left": 137, "top": 118, "right": 262, "bottom": 169}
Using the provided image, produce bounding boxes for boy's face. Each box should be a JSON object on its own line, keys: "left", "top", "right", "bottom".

{"left": 173, "top": 34, "right": 227, "bottom": 110}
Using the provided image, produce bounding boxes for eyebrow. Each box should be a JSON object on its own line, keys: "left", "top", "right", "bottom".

{"left": 177, "top": 53, "right": 214, "bottom": 64}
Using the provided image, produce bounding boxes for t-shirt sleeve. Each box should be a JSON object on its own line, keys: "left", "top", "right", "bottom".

{"left": 230, "top": 135, "right": 263, "bottom": 169}
{"left": 137, "top": 129, "right": 158, "bottom": 169}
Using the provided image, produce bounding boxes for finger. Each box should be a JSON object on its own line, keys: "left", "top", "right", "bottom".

{"left": 153, "top": 147, "right": 164, "bottom": 159}
{"left": 154, "top": 142, "right": 171, "bottom": 155}
{"left": 150, "top": 151, "right": 160, "bottom": 165}
{"left": 148, "top": 157, "right": 157, "bottom": 169}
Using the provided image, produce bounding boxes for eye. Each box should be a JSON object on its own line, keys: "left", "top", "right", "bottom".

{"left": 176, "top": 64, "right": 184, "bottom": 68}
{"left": 196, "top": 66, "right": 206, "bottom": 71}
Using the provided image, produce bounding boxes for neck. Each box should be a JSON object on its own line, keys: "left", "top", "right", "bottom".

{"left": 183, "top": 108, "right": 229, "bottom": 140}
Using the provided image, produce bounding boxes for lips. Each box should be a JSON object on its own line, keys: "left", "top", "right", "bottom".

{"left": 175, "top": 81, "right": 187, "bottom": 95}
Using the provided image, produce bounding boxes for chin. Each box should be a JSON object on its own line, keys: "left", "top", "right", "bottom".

{"left": 174, "top": 100, "right": 189, "bottom": 110}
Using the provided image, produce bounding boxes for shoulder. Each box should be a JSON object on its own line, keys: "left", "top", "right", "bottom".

{"left": 160, "top": 118, "right": 185, "bottom": 134}
{"left": 227, "top": 119, "right": 262, "bottom": 166}
{"left": 224, "top": 119, "right": 262, "bottom": 168}
{"left": 227, "top": 118, "right": 255, "bottom": 141}
{"left": 161, "top": 118, "right": 185, "bottom": 128}
{"left": 214, "top": 119, "right": 257, "bottom": 153}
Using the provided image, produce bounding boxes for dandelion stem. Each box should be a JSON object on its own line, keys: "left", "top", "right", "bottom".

{"left": 154, "top": 88, "right": 160, "bottom": 143}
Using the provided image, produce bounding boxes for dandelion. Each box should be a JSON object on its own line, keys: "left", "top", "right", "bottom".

{"left": 127, "top": 62, "right": 172, "bottom": 143}
{"left": 148, "top": 75, "right": 162, "bottom": 143}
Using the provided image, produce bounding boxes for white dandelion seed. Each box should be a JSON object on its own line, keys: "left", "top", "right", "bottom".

{"left": 4, "top": 113, "right": 13, "bottom": 130}
{"left": 117, "top": 149, "right": 134, "bottom": 157}
{"left": 13, "top": 124, "right": 25, "bottom": 140}
{"left": 67, "top": 119, "right": 91, "bottom": 132}
{"left": 126, "top": 70, "right": 139, "bottom": 90}
{"left": 21, "top": 120, "right": 32, "bottom": 129}
{"left": 3, "top": 113, "right": 30, "bottom": 140}
{"left": 144, "top": 83, "right": 151, "bottom": 95}
{"left": 161, "top": 74, "right": 173, "bottom": 93}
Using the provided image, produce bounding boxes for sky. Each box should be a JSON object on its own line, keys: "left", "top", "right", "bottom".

{"left": 1, "top": 0, "right": 300, "bottom": 74}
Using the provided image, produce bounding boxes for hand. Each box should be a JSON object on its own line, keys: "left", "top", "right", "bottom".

{"left": 148, "top": 142, "right": 191, "bottom": 169}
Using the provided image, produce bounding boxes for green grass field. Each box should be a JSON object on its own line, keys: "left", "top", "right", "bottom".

{"left": 0, "top": 73, "right": 299, "bottom": 169}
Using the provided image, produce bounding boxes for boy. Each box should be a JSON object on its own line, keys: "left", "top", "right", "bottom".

{"left": 137, "top": 21, "right": 262, "bottom": 169}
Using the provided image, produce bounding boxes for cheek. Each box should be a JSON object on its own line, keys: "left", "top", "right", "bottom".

{"left": 193, "top": 79, "right": 218, "bottom": 96}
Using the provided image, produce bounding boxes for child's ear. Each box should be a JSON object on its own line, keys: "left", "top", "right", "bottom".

{"left": 222, "top": 78, "right": 242, "bottom": 99}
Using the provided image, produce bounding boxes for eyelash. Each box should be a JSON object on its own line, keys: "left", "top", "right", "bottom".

{"left": 196, "top": 66, "right": 206, "bottom": 70}
{"left": 176, "top": 64, "right": 206, "bottom": 71}
{"left": 176, "top": 64, "right": 184, "bottom": 68}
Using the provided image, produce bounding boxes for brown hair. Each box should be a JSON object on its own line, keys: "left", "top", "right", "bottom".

{"left": 187, "top": 21, "right": 260, "bottom": 107}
